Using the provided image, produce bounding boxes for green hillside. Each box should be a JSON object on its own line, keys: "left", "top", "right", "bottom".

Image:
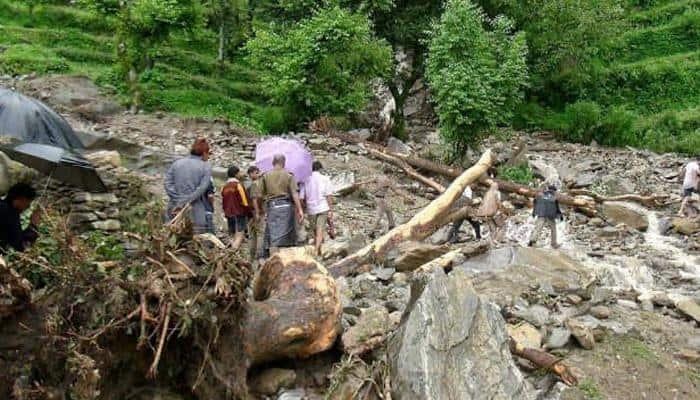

{"left": 0, "top": 0, "right": 278, "bottom": 132}
{"left": 528, "top": 0, "right": 700, "bottom": 154}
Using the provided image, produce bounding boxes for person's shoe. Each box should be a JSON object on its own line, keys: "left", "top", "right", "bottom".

{"left": 527, "top": 241, "right": 535, "bottom": 247}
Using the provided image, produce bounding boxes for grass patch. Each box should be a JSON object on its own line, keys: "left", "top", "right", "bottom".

{"left": 497, "top": 163, "right": 535, "bottom": 185}
{"left": 617, "top": 336, "right": 656, "bottom": 361}
{"left": 578, "top": 379, "right": 604, "bottom": 400}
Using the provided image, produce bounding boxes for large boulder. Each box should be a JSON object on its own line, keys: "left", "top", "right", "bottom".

{"left": 670, "top": 218, "right": 700, "bottom": 236}
{"left": 389, "top": 268, "right": 532, "bottom": 400}
{"left": 458, "top": 247, "right": 594, "bottom": 307}
{"left": 386, "top": 241, "right": 450, "bottom": 272}
{"left": 601, "top": 201, "right": 648, "bottom": 231}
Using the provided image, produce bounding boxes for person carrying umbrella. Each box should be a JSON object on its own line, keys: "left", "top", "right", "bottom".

{"left": 0, "top": 183, "right": 40, "bottom": 253}
{"left": 259, "top": 154, "right": 304, "bottom": 257}
{"left": 164, "top": 138, "right": 213, "bottom": 234}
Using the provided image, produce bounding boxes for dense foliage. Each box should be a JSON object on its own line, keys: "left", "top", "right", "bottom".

{"left": 427, "top": 0, "right": 527, "bottom": 155}
{"left": 246, "top": 6, "right": 391, "bottom": 125}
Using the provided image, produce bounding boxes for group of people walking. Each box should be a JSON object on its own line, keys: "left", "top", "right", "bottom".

{"left": 164, "top": 138, "right": 334, "bottom": 262}
{"left": 161, "top": 138, "right": 700, "bottom": 264}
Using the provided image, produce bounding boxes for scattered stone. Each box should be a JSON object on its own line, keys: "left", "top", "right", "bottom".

{"left": 546, "top": 328, "right": 571, "bottom": 350}
{"left": 390, "top": 268, "right": 532, "bottom": 399}
{"left": 91, "top": 219, "right": 121, "bottom": 231}
{"left": 638, "top": 291, "right": 674, "bottom": 307}
{"left": 85, "top": 150, "right": 121, "bottom": 168}
{"left": 507, "top": 322, "right": 542, "bottom": 349}
{"left": 347, "top": 128, "right": 372, "bottom": 141}
{"left": 68, "top": 212, "right": 98, "bottom": 225}
{"left": 566, "top": 294, "right": 583, "bottom": 305}
{"left": 588, "top": 217, "right": 605, "bottom": 227}
{"left": 590, "top": 305, "right": 612, "bottom": 319}
{"left": 513, "top": 305, "right": 551, "bottom": 328}
{"left": 670, "top": 218, "right": 700, "bottom": 236}
{"left": 276, "top": 389, "right": 308, "bottom": 400}
{"left": 567, "top": 317, "right": 596, "bottom": 350}
{"left": 386, "top": 137, "right": 411, "bottom": 155}
{"left": 616, "top": 299, "right": 638, "bottom": 310}
{"left": 387, "top": 241, "right": 449, "bottom": 272}
{"left": 249, "top": 368, "right": 296, "bottom": 396}
{"left": 601, "top": 201, "right": 648, "bottom": 231}
{"left": 341, "top": 306, "right": 392, "bottom": 354}
{"left": 675, "top": 298, "right": 700, "bottom": 323}
{"left": 373, "top": 267, "right": 395, "bottom": 281}
{"left": 392, "top": 272, "right": 408, "bottom": 286}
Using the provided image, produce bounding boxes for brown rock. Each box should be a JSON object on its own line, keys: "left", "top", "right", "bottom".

{"left": 601, "top": 202, "right": 648, "bottom": 231}
{"left": 671, "top": 218, "right": 700, "bottom": 236}
{"left": 675, "top": 298, "right": 700, "bottom": 323}
{"left": 341, "top": 306, "right": 391, "bottom": 354}
{"left": 567, "top": 318, "right": 595, "bottom": 350}
{"left": 387, "top": 241, "right": 450, "bottom": 272}
{"left": 507, "top": 322, "right": 542, "bottom": 349}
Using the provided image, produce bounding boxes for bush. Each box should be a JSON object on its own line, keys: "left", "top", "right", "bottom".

{"left": 558, "top": 101, "right": 602, "bottom": 144}
{"left": 597, "top": 106, "right": 638, "bottom": 146}
{"left": 251, "top": 106, "right": 290, "bottom": 134}
{"left": 497, "top": 163, "right": 535, "bottom": 185}
{"left": 246, "top": 6, "right": 392, "bottom": 125}
{"left": 426, "top": 0, "right": 528, "bottom": 155}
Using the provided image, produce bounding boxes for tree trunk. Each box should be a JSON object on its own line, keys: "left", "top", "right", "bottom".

{"left": 329, "top": 150, "right": 495, "bottom": 277}
{"left": 243, "top": 247, "right": 341, "bottom": 365}
{"left": 218, "top": 22, "right": 225, "bottom": 65}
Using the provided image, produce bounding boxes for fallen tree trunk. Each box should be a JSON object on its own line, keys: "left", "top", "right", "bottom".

{"left": 244, "top": 247, "right": 341, "bottom": 365}
{"left": 414, "top": 241, "right": 491, "bottom": 274}
{"left": 567, "top": 189, "right": 669, "bottom": 208}
{"left": 366, "top": 147, "right": 446, "bottom": 193}
{"left": 509, "top": 338, "right": 578, "bottom": 386}
{"left": 329, "top": 150, "right": 495, "bottom": 277}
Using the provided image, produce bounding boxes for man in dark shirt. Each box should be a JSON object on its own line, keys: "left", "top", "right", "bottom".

{"left": 0, "top": 183, "right": 40, "bottom": 253}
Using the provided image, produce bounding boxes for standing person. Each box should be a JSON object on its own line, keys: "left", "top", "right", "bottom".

{"left": 474, "top": 181, "right": 501, "bottom": 242}
{"left": 679, "top": 157, "right": 700, "bottom": 217}
{"left": 246, "top": 166, "right": 264, "bottom": 261}
{"left": 372, "top": 176, "right": 398, "bottom": 235}
{"left": 0, "top": 183, "right": 40, "bottom": 253}
{"left": 447, "top": 185, "right": 482, "bottom": 243}
{"left": 528, "top": 184, "right": 563, "bottom": 249}
{"left": 302, "top": 161, "right": 334, "bottom": 256}
{"left": 222, "top": 166, "right": 252, "bottom": 249}
{"left": 204, "top": 178, "right": 216, "bottom": 233}
{"left": 260, "top": 154, "right": 304, "bottom": 257}
{"left": 164, "top": 138, "right": 213, "bottom": 234}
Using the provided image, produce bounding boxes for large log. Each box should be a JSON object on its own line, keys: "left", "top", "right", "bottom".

{"left": 329, "top": 150, "right": 495, "bottom": 277}
{"left": 244, "top": 247, "right": 341, "bottom": 365}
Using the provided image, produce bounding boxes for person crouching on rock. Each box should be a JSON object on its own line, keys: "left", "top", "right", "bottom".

{"left": 474, "top": 181, "right": 501, "bottom": 242}
{"left": 528, "top": 184, "right": 563, "bottom": 249}
{"left": 164, "top": 138, "right": 213, "bottom": 234}
{"left": 260, "top": 154, "right": 304, "bottom": 258}
{"left": 222, "top": 166, "right": 252, "bottom": 250}
{"left": 0, "top": 183, "right": 40, "bottom": 253}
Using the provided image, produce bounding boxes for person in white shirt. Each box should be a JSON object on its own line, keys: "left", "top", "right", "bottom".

{"left": 302, "top": 161, "right": 334, "bottom": 255}
{"left": 679, "top": 157, "right": 700, "bottom": 217}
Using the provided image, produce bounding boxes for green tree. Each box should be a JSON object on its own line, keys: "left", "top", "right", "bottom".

{"left": 426, "top": 0, "right": 527, "bottom": 156}
{"left": 205, "top": 0, "right": 250, "bottom": 65}
{"left": 80, "top": 0, "right": 200, "bottom": 109}
{"left": 246, "top": 6, "right": 391, "bottom": 124}
{"left": 478, "top": 0, "right": 625, "bottom": 104}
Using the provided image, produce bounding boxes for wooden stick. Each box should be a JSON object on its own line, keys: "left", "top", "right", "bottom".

{"left": 329, "top": 150, "right": 494, "bottom": 277}
{"left": 147, "top": 303, "right": 172, "bottom": 379}
{"left": 509, "top": 338, "right": 578, "bottom": 386}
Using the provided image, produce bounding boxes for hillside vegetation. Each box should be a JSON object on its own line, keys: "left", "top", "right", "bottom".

{"left": 0, "top": 0, "right": 698, "bottom": 154}
{"left": 0, "top": 0, "right": 283, "bottom": 132}
{"left": 521, "top": 0, "right": 700, "bottom": 154}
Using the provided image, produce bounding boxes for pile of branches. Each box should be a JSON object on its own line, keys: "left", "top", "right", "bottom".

{"left": 2, "top": 205, "right": 253, "bottom": 399}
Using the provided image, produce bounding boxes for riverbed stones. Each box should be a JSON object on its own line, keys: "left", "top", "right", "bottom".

{"left": 675, "top": 298, "right": 700, "bottom": 323}
{"left": 389, "top": 268, "right": 532, "bottom": 400}
{"left": 567, "top": 317, "right": 596, "bottom": 350}
{"left": 601, "top": 201, "right": 648, "bottom": 231}
{"left": 670, "top": 218, "right": 700, "bottom": 236}
{"left": 546, "top": 328, "right": 572, "bottom": 350}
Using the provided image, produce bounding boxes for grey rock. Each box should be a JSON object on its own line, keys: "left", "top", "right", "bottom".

{"left": 348, "top": 128, "right": 372, "bottom": 141}
{"left": 91, "top": 219, "right": 121, "bottom": 231}
{"left": 601, "top": 201, "right": 648, "bottom": 231}
{"left": 616, "top": 299, "right": 638, "bottom": 310}
{"left": 392, "top": 272, "right": 408, "bottom": 286}
{"left": 675, "top": 297, "right": 700, "bottom": 323}
{"left": 513, "top": 304, "right": 551, "bottom": 328}
{"left": 342, "top": 306, "right": 392, "bottom": 353}
{"left": 389, "top": 268, "right": 532, "bottom": 400}
{"left": 598, "top": 319, "right": 630, "bottom": 336}
{"left": 386, "top": 137, "right": 411, "bottom": 155}
{"left": 68, "top": 212, "right": 98, "bottom": 225}
{"left": 567, "top": 317, "right": 596, "bottom": 350}
{"left": 546, "top": 328, "right": 571, "bottom": 349}
{"left": 373, "top": 267, "right": 395, "bottom": 281}
{"left": 276, "top": 389, "right": 308, "bottom": 400}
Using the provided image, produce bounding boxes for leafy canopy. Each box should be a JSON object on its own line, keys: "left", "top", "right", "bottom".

{"left": 426, "top": 0, "right": 527, "bottom": 153}
{"left": 246, "top": 6, "right": 391, "bottom": 123}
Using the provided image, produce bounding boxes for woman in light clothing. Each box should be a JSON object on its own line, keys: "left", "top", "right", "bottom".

{"left": 474, "top": 181, "right": 501, "bottom": 242}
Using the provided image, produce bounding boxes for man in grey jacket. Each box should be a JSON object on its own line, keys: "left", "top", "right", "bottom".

{"left": 164, "top": 138, "right": 213, "bottom": 234}
{"left": 528, "top": 184, "right": 563, "bottom": 249}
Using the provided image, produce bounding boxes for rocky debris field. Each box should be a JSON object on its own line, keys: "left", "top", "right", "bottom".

{"left": 1, "top": 76, "right": 699, "bottom": 399}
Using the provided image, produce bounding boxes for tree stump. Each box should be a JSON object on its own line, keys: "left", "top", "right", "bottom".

{"left": 243, "top": 248, "right": 341, "bottom": 365}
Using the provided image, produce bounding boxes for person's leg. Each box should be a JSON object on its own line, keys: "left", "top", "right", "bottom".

{"left": 448, "top": 218, "right": 465, "bottom": 243}
{"left": 373, "top": 199, "right": 385, "bottom": 231}
{"left": 679, "top": 189, "right": 690, "bottom": 217}
{"left": 487, "top": 218, "right": 498, "bottom": 242}
{"left": 548, "top": 218, "right": 559, "bottom": 248}
{"left": 529, "top": 217, "right": 545, "bottom": 246}
{"left": 231, "top": 217, "right": 246, "bottom": 249}
{"left": 467, "top": 218, "right": 482, "bottom": 240}
{"left": 248, "top": 223, "right": 257, "bottom": 261}
{"left": 314, "top": 213, "right": 327, "bottom": 256}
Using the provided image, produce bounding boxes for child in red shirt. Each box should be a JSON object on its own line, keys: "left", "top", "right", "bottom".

{"left": 221, "top": 166, "right": 252, "bottom": 249}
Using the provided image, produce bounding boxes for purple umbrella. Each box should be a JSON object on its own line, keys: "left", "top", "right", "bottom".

{"left": 255, "top": 137, "right": 313, "bottom": 183}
